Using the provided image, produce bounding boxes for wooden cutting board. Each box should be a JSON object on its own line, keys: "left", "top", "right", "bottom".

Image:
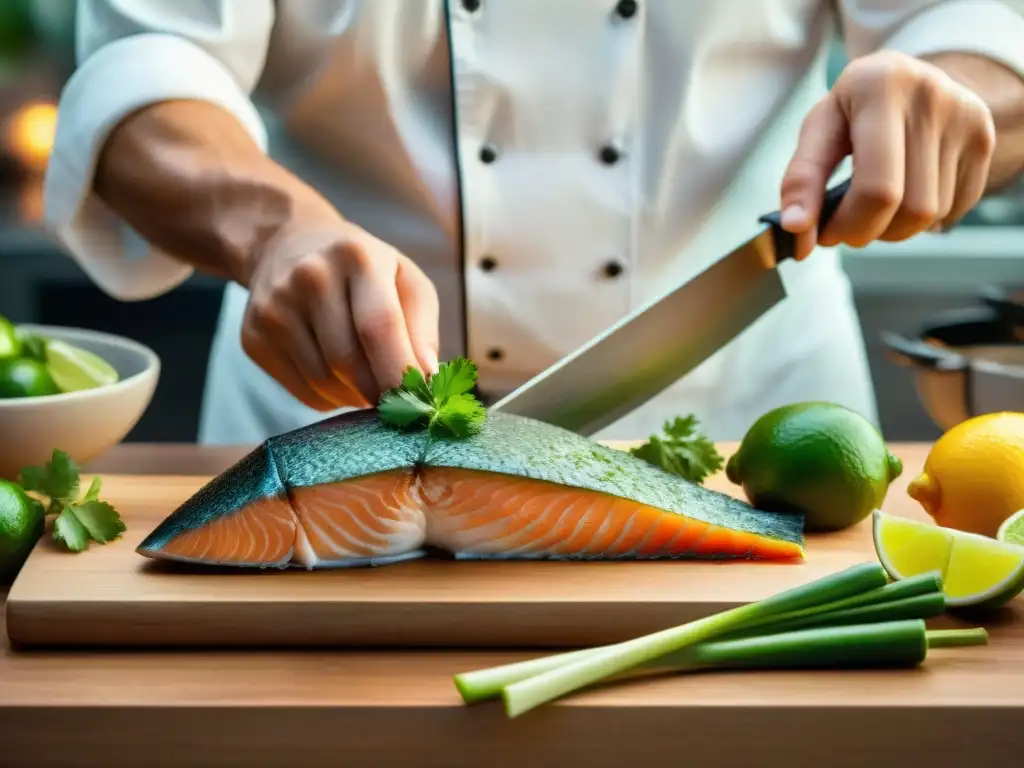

{"left": 4, "top": 444, "right": 930, "bottom": 649}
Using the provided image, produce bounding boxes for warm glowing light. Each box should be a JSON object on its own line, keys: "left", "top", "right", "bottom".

{"left": 4, "top": 100, "right": 58, "bottom": 171}
{"left": 19, "top": 177, "right": 44, "bottom": 224}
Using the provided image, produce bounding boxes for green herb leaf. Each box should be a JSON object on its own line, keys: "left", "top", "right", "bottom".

{"left": 17, "top": 449, "right": 80, "bottom": 502}
{"left": 69, "top": 500, "right": 126, "bottom": 543}
{"left": 16, "top": 465, "right": 47, "bottom": 493}
{"left": 52, "top": 508, "right": 89, "bottom": 553}
{"left": 15, "top": 449, "right": 126, "bottom": 553}
{"left": 430, "top": 392, "right": 486, "bottom": 438}
{"left": 629, "top": 415, "right": 724, "bottom": 484}
{"left": 400, "top": 367, "right": 432, "bottom": 402}
{"left": 83, "top": 475, "right": 102, "bottom": 502}
{"left": 377, "top": 356, "right": 487, "bottom": 440}
{"left": 429, "top": 358, "right": 478, "bottom": 402}
{"left": 378, "top": 387, "right": 435, "bottom": 428}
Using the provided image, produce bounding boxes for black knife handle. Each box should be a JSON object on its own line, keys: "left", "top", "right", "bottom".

{"left": 758, "top": 177, "right": 852, "bottom": 263}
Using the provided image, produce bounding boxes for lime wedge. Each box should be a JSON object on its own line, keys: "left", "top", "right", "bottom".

{"left": 873, "top": 509, "right": 1024, "bottom": 609}
{"left": 997, "top": 508, "right": 1024, "bottom": 548}
{"left": 44, "top": 339, "right": 119, "bottom": 393}
{"left": 0, "top": 316, "right": 21, "bottom": 360}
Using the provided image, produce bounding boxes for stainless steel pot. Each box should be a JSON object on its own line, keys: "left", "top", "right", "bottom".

{"left": 980, "top": 284, "right": 1024, "bottom": 338}
{"left": 881, "top": 305, "right": 1024, "bottom": 431}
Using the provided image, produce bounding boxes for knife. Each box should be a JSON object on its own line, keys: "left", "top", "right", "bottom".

{"left": 490, "top": 178, "right": 852, "bottom": 435}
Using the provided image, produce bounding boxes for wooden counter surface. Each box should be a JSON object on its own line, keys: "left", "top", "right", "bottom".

{"left": 3, "top": 443, "right": 1023, "bottom": 767}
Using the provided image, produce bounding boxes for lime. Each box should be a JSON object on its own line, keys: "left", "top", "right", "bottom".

{"left": 725, "top": 401, "right": 903, "bottom": 532}
{"left": 873, "top": 509, "right": 1024, "bottom": 609}
{"left": 0, "top": 357, "right": 60, "bottom": 398}
{"left": 0, "top": 479, "right": 44, "bottom": 583}
{"left": 15, "top": 327, "right": 49, "bottom": 362}
{"left": 0, "top": 315, "right": 21, "bottom": 360}
{"left": 997, "top": 508, "right": 1024, "bottom": 547}
{"left": 44, "top": 339, "right": 118, "bottom": 393}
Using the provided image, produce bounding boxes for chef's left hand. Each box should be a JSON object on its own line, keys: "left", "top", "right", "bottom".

{"left": 779, "top": 50, "right": 997, "bottom": 261}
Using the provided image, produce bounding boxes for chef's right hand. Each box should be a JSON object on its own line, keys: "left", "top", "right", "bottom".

{"left": 240, "top": 218, "right": 440, "bottom": 411}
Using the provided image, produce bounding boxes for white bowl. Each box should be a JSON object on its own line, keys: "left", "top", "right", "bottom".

{"left": 0, "top": 325, "right": 160, "bottom": 481}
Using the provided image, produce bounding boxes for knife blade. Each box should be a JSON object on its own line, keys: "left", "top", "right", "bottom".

{"left": 490, "top": 178, "right": 852, "bottom": 435}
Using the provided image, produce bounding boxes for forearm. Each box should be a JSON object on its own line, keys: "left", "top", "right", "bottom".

{"left": 93, "top": 100, "right": 338, "bottom": 286}
{"left": 923, "top": 51, "right": 1024, "bottom": 191}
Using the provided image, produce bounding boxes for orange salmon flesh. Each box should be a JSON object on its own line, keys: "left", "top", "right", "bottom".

{"left": 151, "top": 467, "right": 804, "bottom": 567}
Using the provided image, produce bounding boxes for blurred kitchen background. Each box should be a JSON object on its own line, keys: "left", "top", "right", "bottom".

{"left": 1, "top": 1, "right": 1022, "bottom": 443}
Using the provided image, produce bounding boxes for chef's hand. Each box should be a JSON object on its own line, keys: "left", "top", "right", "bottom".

{"left": 779, "top": 50, "right": 997, "bottom": 261}
{"left": 241, "top": 219, "right": 440, "bottom": 411}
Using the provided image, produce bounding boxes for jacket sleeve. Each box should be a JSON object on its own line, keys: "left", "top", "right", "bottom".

{"left": 43, "top": 0, "right": 275, "bottom": 301}
{"left": 837, "top": 0, "right": 1024, "bottom": 79}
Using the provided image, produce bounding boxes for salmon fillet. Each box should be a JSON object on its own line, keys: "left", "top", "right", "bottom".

{"left": 138, "top": 410, "right": 805, "bottom": 567}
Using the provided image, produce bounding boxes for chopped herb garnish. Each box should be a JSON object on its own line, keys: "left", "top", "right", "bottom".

{"left": 629, "top": 414, "right": 724, "bottom": 484}
{"left": 377, "top": 357, "right": 487, "bottom": 439}
{"left": 17, "top": 449, "right": 126, "bottom": 552}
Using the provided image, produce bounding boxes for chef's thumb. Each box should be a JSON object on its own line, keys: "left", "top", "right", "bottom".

{"left": 396, "top": 260, "right": 441, "bottom": 375}
{"left": 779, "top": 95, "right": 850, "bottom": 237}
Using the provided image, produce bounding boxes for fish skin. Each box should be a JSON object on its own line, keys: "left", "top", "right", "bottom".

{"left": 137, "top": 442, "right": 287, "bottom": 553}
{"left": 270, "top": 408, "right": 428, "bottom": 488}
{"left": 137, "top": 409, "right": 804, "bottom": 563}
{"left": 424, "top": 412, "right": 802, "bottom": 547}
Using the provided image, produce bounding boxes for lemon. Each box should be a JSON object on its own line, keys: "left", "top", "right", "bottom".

{"left": 0, "top": 315, "right": 21, "bottom": 360}
{"left": 725, "top": 401, "right": 903, "bottom": 532}
{"left": 0, "top": 479, "right": 44, "bottom": 584}
{"left": 873, "top": 509, "right": 1024, "bottom": 609}
{"left": 44, "top": 339, "right": 118, "bottom": 393}
{"left": 997, "top": 508, "right": 1024, "bottom": 547}
{"left": 907, "top": 412, "right": 1024, "bottom": 538}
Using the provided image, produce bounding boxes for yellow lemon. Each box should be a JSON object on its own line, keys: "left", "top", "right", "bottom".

{"left": 907, "top": 412, "right": 1024, "bottom": 538}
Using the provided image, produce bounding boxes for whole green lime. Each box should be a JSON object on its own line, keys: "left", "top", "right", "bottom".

{"left": 0, "top": 479, "right": 44, "bottom": 584}
{"left": 0, "top": 357, "right": 60, "bottom": 398}
{"left": 725, "top": 402, "right": 904, "bottom": 533}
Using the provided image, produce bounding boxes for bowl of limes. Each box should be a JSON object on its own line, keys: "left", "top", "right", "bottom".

{"left": 0, "top": 315, "right": 160, "bottom": 480}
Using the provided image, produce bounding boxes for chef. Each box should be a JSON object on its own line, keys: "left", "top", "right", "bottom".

{"left": 43, "top": 0, "right": 1024, "bottom": 444}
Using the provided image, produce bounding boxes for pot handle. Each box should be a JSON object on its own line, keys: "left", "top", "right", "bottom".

{"left": 979, "top": 283, "right": 1024, "bottom": 329}
{"left": 880, "top": 331, "right": 969, "bottom": 372}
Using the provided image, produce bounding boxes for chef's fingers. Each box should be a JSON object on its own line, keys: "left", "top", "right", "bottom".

{"left": 306, "top": 286, "right": 376, "bottom": 407}
{"left": 934, "top": 135, "right": 960, "bottom": 226}
{"left": 244, "top": 295, "right": 351, "bottom": 408}
{"left": 395, "top": 257, "right": 440, "bottom": 375}
{"left": 945, "top": 151, "right": 990, "bottom": 230}
{"left": 879, "top": 118, "right": 940, "bottom": 242}
{"left": 820, "top": 100, "right": 905, "bottom": 248}
{"left": 779, "top": 94, "right": 850, "bottom": 260}
{"left": 240, "top": 321, "right": 337, "bottom": 412}
{"left": 282, "top": 304, "right": 369, "bottom": 408}
{"left": 346, "top": 244, "right": 422, "bottom": 394}
{"left": 943, "top": 115, "right": 995, "bottom": 229}
{"left": 289, "top": 250, "right": 376, "bottom": 406}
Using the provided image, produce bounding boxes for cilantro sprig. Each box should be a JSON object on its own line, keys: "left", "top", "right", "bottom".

{"left": 629, "top": 415, "right": 724, "bottom": 484}
{"left": 17, "top": 449, "right": 126, "bottom": 552}
{"left": 377, "top": 357, "right": 487, "bottom": 439}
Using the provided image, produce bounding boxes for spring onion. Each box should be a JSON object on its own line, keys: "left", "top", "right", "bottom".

{"left": 496, "top": 563, "right": 887, "bottom": 717}
{"left": 723, "top": 592, "right": 947, "bottom": 639}
{"left": 650, "top": 621, "right": 986, "bottom": 673}
{"left": 456, "top": 563, "right": 888, "bottom": 707}
{"left": 728, "top": 571, "right": 942, "bottom": 636}
{"left": 471, "top": 621, "right": 962, "bottom": 704}
{"left": 453, "top": 590, "right": 947, "bottom": 705}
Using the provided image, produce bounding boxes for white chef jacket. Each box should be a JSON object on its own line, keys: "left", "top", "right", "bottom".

{"left": 44, "top": 0, "right": 1024, "bottom": 444}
